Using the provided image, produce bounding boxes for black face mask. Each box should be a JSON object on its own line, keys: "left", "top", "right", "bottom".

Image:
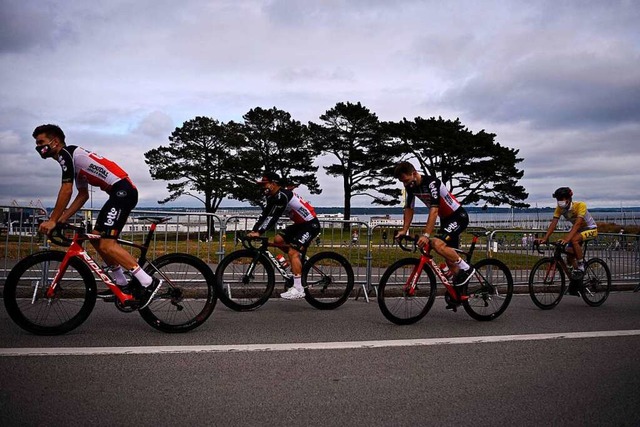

{"left": 36, "top": 144, "right": 54, "bottom": 159}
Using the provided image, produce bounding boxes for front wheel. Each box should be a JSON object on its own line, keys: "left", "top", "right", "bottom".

{"left": 581, "top": 258, "right": 611, "bottom": 307}
{"left": 3, "top": 251, "right": 97, "bottom": 335}
{"left": 303, "top": 251, "right": 354, "bottom": 310}
{"left": 377, "top": 258, "right": 436, "bottom": 325}
{"left": 463, "top": 259, "right": 513, "bottom": 321}
{"left": 528, "top": 258, "right": 565, "bottom": 309}
{"left": 215, "top": 250, "right": 275, "bottom": 311}
{"left": 139, "top": 253, "right": 217, "bottom": 333}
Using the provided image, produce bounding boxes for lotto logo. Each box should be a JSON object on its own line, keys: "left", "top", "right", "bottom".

{"left": 105, "top": 207, "right": 118, "bottom": 226}
{"left": 444, "top": 221, "right": 458, "bottom": 233}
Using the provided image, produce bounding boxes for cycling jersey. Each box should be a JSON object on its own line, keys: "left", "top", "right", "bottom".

{"left": 57, "top": 145, "right": 131, "bottom": 193}
{"left": 253, "top": 188, "right": 317, "bottom": 233}
{"left": 403, "top": 174, "right": 461, "bottom": 218}
{"left": 553, "top": 201, "right": 597, "bottom": 231}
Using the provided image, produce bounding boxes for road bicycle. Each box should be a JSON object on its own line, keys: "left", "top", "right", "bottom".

{"left": 528, "top": 241, "right": 611, "bottom": 309}
{"left": 3, "top": 217, "right": 216, "bottom": 335}
{"left": 215, "top": 235, "right": 354, "bottom": 311}
{"left": 377, "top": 232, "right": 514, "bottom": 325}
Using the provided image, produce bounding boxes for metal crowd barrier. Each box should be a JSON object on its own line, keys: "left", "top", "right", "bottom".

{"left": 2, "top": 205, "right": 639, "bottom": 298}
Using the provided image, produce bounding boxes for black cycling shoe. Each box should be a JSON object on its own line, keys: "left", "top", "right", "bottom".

{"left": 453, "top": 268, "right": 475, "bottom": 286}
{"left": 444, "top": 293, "right": 460, "bottom": 311}
{"left": 135, "top": 278, "right": 163, "bottom": 310}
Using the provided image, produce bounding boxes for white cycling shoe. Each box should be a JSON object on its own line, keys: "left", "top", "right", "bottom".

{"left": 281, "top": 287, "right": 305, "bottom": 300}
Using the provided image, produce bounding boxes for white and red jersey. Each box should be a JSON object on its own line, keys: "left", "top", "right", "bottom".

{"left": 403, "top": 174, "right": 461, "bottom": 218}
{"left": 57, "top": 146, "right": 131, "bottom": 193}
{"left": 253, "top": 188, "right": 317, "bottom": 233}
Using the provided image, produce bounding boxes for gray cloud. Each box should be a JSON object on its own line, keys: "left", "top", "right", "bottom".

{"left": 1, "top": 0, "right": 639, "bottom": 209}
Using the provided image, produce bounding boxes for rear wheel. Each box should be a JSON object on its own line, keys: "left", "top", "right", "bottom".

{"left": 581, "top": 258, "right": 611, "bottom": 307}
{"left": 463, "top": 259, "right": 513, "bottom": 321}
{"left": 3, "top": 251, "right": 97, "bottom": 335}
{"left": 529, "top": 258, "right": 565, "bottom": 309}
{"left": 303, "top": 251, "right": 354, "bottom": 310}
{"left": 377, "top": 258, "right": 436, "bottom": 325}
{"left": 139, "top": 253, "right": 217, "bottom": 332}
{"left": 215, "top": 250, "right": 275, "bottom": 311}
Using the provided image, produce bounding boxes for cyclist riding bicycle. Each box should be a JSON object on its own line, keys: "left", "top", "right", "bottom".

{"left": 393, "top": 161, "right": 474, "bottom": 297}
{"left": 246, "top": 172, "right": 321, "bottom": 300}
{"left": 32, "top": 124, "right": 160, "bottom": 308}
{"left": 536, "top": 187, "right": 598, "bottom": 294}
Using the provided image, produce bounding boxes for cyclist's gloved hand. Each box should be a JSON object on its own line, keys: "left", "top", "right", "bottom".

{"left": 394, "top": 230, "right": 406, "bottom": 241}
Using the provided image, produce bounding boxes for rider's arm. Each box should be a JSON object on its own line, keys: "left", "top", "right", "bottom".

{"left": 541, "top": 217, "right": 559, "bottom": 243}
{"left": 49, "top": 182, "right": 74, "bottom": 223}
{"left": 252, "top": 192, "right": 287, "bottom": 234}
{"left": 562, "top": 217, "right": 585, "bottom": 243}
{"left": 399, "top": 207, "right": 414, "bottom": 235}
{"left": 423, "top": 206, "right": 439, "bottom": 237}
{"left": 59, "top": 187, "right": 89, "bottom": 223}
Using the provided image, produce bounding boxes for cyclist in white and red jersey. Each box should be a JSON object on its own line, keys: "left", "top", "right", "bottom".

{"left": 33, "top": 124, "right": 160, "bottom": 308}
{"left": 393, "top": 161, "right": 474, "bottom": 291}
{"left": 247, "top": 172, "right": 320, "bottom": 300}
{"left": 537, "top": 187, "right": 598, "bottom": 294}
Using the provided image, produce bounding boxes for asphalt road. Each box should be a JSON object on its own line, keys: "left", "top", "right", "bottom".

{"left": 1, "top": 292, "right": 639, "bottom": 426}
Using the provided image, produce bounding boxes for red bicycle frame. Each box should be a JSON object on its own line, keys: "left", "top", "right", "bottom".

{"left": 404, "top": 233, "right": 482, "bottom": 302}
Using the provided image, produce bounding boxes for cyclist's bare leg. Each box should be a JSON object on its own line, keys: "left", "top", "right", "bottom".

{"left": 274, "top": 234, "right": 301, "bottom": 275}
{"left": 90, "top": 235, "right": 138, "bottom": 270}
{"left": 565, "top": 235, "right": 584, "bottom": 268}
{"left": 431, "top": 238, "right": 467, "bottom": 274}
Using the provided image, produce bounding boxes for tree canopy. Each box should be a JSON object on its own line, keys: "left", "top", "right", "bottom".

{"left": 385, "top": 116, "right": 529, "bottom": 208}
{"left": 144, "top": 116, "right": 243, "bottom": 234}
{"left": 309, "top": 101, "right": 400, "bottom": 222}
{"left": 234, "top": 107, "right": 321, "bottom": 207}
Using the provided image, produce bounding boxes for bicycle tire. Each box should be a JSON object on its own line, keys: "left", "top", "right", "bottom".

{"left": 528, "top": 258, "right": 565, "bottom": 310}
{"left": 3, "top": 250, "right": 97, "bottom": 335}
{"left": 580, "top": 257, "right": 611, "bottom": 307}
{"left": 139, "top": 253, "right": 217, "bottom": 333}
{"left": 303, "top": 251, "right": 354, "bottom": 310}
{"left": 215, "top": 249, "right": 275, "bottom": 311}
{"left": 377, "top": 258, "right": 436, "bottom": 325}
{"left": 463, "top": 258, "right": 513, "bottom": 321}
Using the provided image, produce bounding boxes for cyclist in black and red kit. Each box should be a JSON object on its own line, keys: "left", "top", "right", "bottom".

{"left": 246, "top": 172, "right": 321, "bottom": 300}
{"left": 33, "top": 124, "right": 160, "bottom": 308}
{"left": 393, "top": 161, "right": 475, "bottom": 291}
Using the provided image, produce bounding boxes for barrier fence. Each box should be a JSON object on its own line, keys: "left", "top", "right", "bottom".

{"left": 2, "top": 205, "right": 639, "bottom": 297}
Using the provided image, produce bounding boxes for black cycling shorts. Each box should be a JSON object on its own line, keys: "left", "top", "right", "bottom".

{"left": 437, "top": 207, "right": 469, "bottom": 249}
{"left": 93, "top": 179, "right": 138, "bottom": 238}
{"left": 279, "top": 218, "right": 321, "bottom": 252}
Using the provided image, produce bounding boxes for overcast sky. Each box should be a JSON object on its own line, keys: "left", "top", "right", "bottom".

{"left": 1, "top": 0, "right": 639, "bottom": 210}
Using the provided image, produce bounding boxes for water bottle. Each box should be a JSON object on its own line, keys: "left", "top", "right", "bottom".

{"left": 439, "top": 262, "right": 453, "bottom": 279}
{"left": 276, "top": 254, "right": 289, "bottom": 269}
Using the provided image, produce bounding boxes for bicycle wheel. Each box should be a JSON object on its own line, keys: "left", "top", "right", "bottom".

{"left": 377, "top": 258, "right": 436, "bottom": 325}
{"left": 3, "top": 251, "right": 97, "bottom": 335}
{"left": 215, "top": 249, "right": 275, "bottom": 311}
{"left": 303, "top": 251, "right": 354, "bottom": 310}
{"left": 463, "top": 259, "right": 513, "bottom": 321}
{"left": 139, "top": 253, "right": 217, "bottom": 333}
{"left": 528, "top": 258, "right": 566, "bottom": 309}
{"left": 581, "top": 258, "right": 611, "bottom": 307}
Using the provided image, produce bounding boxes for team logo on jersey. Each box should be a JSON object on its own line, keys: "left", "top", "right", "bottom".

{"left": 429, "top": 181, "right": 438, "bottom": 199}
{"left": 88, "top": 163, "right": 108, "bottom": 179}
{"left": 57, "top": 157, "right": 68, "bottom": 172}
{"left": 116, "top": 190, "right": 127, "bottom": 197}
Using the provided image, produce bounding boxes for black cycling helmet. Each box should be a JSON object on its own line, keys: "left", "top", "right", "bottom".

{"left": 552, "top": 187, "right": 573, "bottom": 199}
{"left": 256, "top": 172, "right": 282, "bottom": 186}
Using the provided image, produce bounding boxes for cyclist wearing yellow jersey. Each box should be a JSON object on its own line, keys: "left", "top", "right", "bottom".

{"left": 538, "top": 187, "right": 598, "bottom": 286}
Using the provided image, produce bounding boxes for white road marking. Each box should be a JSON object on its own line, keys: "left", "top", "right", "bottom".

{"left": 2, "top": 329, "right": 639, "bottom": 357}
